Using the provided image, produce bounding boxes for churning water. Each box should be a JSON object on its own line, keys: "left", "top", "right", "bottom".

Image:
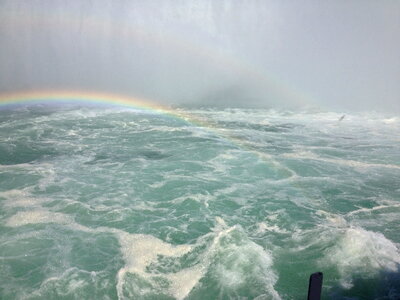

{"left": 1, "top": 105, "right": 399, "bottom": 299}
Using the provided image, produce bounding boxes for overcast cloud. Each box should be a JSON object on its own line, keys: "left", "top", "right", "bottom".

{"left": 0, "top": 0, "right": 399, "bottom": 112}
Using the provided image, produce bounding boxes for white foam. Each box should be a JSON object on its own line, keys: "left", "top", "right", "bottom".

{"left": 282, "top": 151, "right": 400, "bottom": 170}
{"left": 5, "top": 209, "right": 204, "bottom": 299}
{"left": 117, "top": 232, "right": 192, "bottom": 274}
{"left": 255, "top": 222, "right": 289, "bottom": 235}
{"left": 347, "top": 204, "right": 400, "bottom": 217}
{"left": 148, "top": 181, "right": 165, "bottom": 188}
{"left": 147, "top": 125, "right": 189, "bottom": 133}
{"left": 115, "top": 232, "right": 196, "bottom": 299}
{"left": 0, "top": 163, "right": 34, "bottom": 170}
{"left": 167, "top": 265, "right": 205, "bottom": 300}
{"left": 316, "top": 210, "right": 347, "bottom": 227}
{"left": 209, "top": 224, "right": 281, "bottom": 299}
{"left": 117, "top": 218, "right": 281, "bottom": 299}
{"left": 215, "top": 216, "right": 228, "bottom": 228}
{"left": 0, "top": 189, "right": 45, "bottom": 208}
{"left": 5, "top": 210, "right": 281, "bottom": 299}
{"left": 5, "top": 210, "right": 72, "bottom": 227}
{"left": 322, "top": 227, "right": 400, "bottom": 288}
{"left": 28, "top": 267, "right": 108, "bottom": 299}
{"left": 166, "top": 192, "right": 214, "bottom": 209}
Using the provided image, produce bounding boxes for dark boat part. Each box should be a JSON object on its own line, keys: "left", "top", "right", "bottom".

{"left": 307, "top": 272, "right": 323, "bottom": 300}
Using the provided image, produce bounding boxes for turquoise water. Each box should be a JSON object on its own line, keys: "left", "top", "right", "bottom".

{"left": 1, "top": 105, "right": 400, "bottom": 299}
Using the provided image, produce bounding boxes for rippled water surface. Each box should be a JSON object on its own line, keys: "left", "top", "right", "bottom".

{"left": 1, "top": 105, "right": 399, "bottom": 299}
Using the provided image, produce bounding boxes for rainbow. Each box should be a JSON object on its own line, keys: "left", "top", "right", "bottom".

{"left": 0, "top": 89, "right": 224, "bottom": 141}
{"left": 0, "top": 90, "right": 174, "bottom": 114}
{"left": 0, "top": 90, "right": 247, "bottom": 161}
{"left": 0, "top": 8, "right": 318, "bottom": 109}
{"left": 0, "top": 90, "right": 207, "bottom": 128}
{"left": 0, "top": 90, "right": 313, "bottom": 206}
{"left": 0, "top": 89, "right": 294, "bottom": 177}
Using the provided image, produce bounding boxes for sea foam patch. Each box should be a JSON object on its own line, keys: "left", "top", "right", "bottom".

{"left": 115, "top": 232, "right": 196, "bottom": 300}
{"left": 5, "top": 209, "right": 201, "bottom": 299}
{"left": 0, "top": 189, "right": 45, "bottom": 208}
{"left": 282, "top": 151, "right": 400, "bottom": 170}
{"left": 115, "top": 218, "right": 280, "bottom": 299}
{"left": 5, "top": 210, "right": 72, "bottom": 227}
{"left": 5, "top": 210, "right": 281, "bottom": 299}
{"left": 212, "top": 229, "right": 280, "bottom": 299}
{"left": 322, "top": 227, "right": 400, "bottom": 288}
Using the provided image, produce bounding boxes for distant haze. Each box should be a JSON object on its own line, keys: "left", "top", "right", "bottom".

{"left": 0, "top": 0, "right": 399, "bottom": 112}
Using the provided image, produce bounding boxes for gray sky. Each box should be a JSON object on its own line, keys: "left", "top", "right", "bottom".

{"left": 0, "top": 0, "right": 399, "bottom": 112}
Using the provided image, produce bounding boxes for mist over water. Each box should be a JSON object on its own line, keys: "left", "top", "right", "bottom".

{"left": 1, "top": 0, "right": 399, "bottom": 111}
{"left": 1, "top": 1, "right": 400, "bottom": 300}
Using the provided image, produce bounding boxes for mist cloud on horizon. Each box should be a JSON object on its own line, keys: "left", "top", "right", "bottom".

{"left": 0, "top": 0, "right": 399, "bottom": 112}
